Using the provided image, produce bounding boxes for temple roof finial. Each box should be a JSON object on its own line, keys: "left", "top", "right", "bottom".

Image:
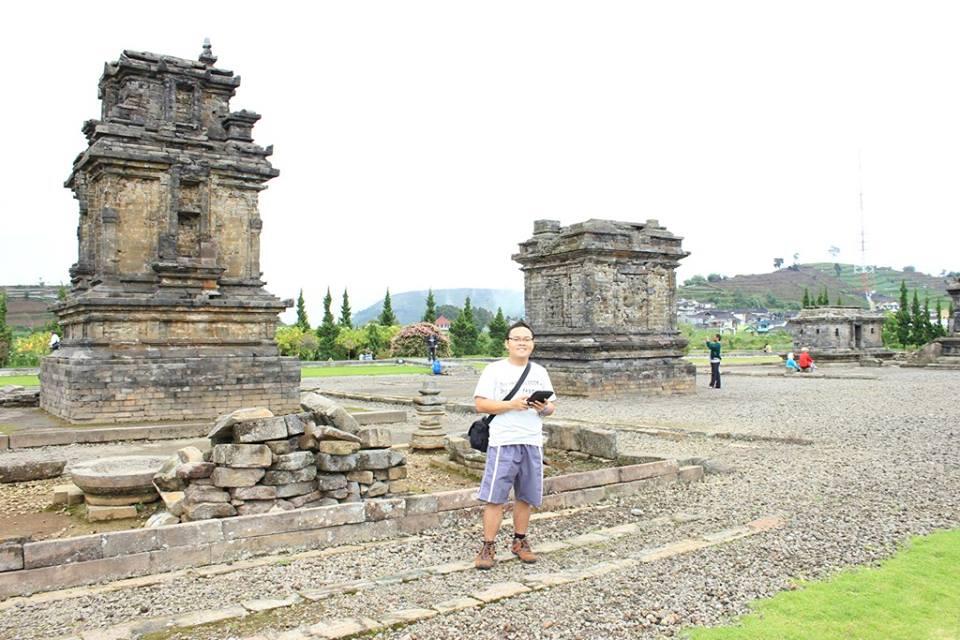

{"left": 199, "top": 38, "right": 217, "bottom": 66}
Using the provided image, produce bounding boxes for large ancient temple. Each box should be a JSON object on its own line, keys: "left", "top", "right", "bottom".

{"left": 40, "top": 43, "right": 300, "bottom": 423}
{"left": 513, "top": 219, "right": 695, "bottom": 396}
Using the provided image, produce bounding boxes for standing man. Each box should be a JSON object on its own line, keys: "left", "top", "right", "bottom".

{"left": 472, "top": 320, "right": 555, "bottom": 570}
{"left": 425, "top": 333, "right": 438, "bottom": 362}
{"left": 706, "top": 333, "right": 722, "bottom": 389}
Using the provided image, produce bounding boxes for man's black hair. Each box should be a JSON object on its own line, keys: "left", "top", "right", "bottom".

{"left": 507, "top": 320, "right": 534, "bottom": 339}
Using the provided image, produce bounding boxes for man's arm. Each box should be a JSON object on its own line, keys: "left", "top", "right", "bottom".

{"left": 475, "top": 396, "right": 530, "bottom": 415}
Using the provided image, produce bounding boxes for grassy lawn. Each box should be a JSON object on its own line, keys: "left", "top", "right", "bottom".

{"left": 685, "top": 528, "right": 960, "bottom": 640}
{"left": 301, "top": 364, "right": 430, "bottom": 378}
{"left": 685, "top": 356, "right": 783, "bottom": 366}
{"left": 0, "top": 375, "right": 40, "bottom": 387}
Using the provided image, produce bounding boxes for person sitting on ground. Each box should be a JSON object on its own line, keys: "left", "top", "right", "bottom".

{"left": 785, "top": 352, "right": 800, "bottom": 372}
{"left": 798, "top": 348, "right": 815, "bottom": 372}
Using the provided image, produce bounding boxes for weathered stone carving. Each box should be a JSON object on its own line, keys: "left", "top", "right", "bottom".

{"left": 513, "top": 219, "right": 695, "bottom": 396}
{"left": 41, "top": 44, "right": 300, "bottom": 423}
{"left": 785, "top": 306, "right": 893, "bottom": 362}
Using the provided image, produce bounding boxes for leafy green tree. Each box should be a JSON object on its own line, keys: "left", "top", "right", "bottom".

{"left": 422, "top": 289, "right": 437, "bottom": 323}
{"left": 378, "top": 289, "right": 398, "bottom": 326}
{"left": 316, "top": 287, "right": 340, "bottom": 360}
{"left": 449, "top": 297, "right": 479, "bottom": 357}
{"left": 295, "top": 289, "right": 310, "bottom": 330}
{"left": 922, "top": 297, "right": 934, "bottom": 343}
{"left": 475, "top": 332, "right": 492, "bottom": 357}
{"left": 895, "top": 281, "right": 911, "bottom": 347}
{"left": 486, "top": 307, "right": 509, "bottom": 356}
{"left": 910, "top": 290, "right": 925, "bottom": 346}
{"left": 802, "top": 288, "right": 811, "bottom": 308}
{"left": 339, "top": 289, "right": 353, "bottom": 328}
{"left": 275, "top": 326, "right": 318, "bottom": 360}
{"left": 437, "top": 304, "right": 460, "bottom": 321}
{"left": 334, "top": 326, "right": 365, "bottom": 360}
{"left": 57, "top": 285, "right": 68, "bottom": 301}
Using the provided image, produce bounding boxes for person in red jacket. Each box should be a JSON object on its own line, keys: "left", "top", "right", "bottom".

{"left": 798, "top": 348, "right": 815, "bottom": 372}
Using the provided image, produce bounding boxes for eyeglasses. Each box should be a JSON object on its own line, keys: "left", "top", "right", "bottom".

{"left": 507, "top": 337, "right": 534, "bottom": 343}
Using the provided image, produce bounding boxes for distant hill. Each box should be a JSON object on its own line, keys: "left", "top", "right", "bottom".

{"left": 679, "top": 263, "right": 956, "bottom": 310}
{"left": 354, "top": 288, "right": 524, "bottom": 326}
{"left": 0, "top": 285, "right": 60, "bottom": 330}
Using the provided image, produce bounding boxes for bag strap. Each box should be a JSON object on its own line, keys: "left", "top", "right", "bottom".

{"left": 484, "top": 362, "right": 532, "bottom": 424}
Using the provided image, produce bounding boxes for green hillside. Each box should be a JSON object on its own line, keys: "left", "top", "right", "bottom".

{"left": 679, "top": 264, "right": 955, "bottom": 310}
{"left": 353, "top": 288, "right": 524, "bottom": 326}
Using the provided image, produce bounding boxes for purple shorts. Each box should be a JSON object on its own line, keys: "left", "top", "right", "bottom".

{"left": 476, "top": 445, "right": 543, "bottom": 507}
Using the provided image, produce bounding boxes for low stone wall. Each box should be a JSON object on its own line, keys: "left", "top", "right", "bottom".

{"left": 0, "top": 459, "right": 700, "bottom": 598}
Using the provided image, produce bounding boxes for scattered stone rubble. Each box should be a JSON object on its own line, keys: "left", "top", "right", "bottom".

{"left": 150, "top": 394, "right": 408, "bottom": 524}
{"left": 443, "top": 421, "right": 622, "bottom": 471}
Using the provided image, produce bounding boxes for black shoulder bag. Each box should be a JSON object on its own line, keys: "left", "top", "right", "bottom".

{"left": 468, "top": 363, "right": 531, "bottom": 452}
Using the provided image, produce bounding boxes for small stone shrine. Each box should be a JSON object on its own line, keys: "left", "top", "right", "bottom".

{"left": 410, "top": 381, "right": 446, "bottom": 450}
{"left": 41, "top": 43, "right": 300, "bottom": 422}
{"left": 513, "top": 219, "right": 695, "bottom": 396}
{"left": 785, "top": 306, "right": 893, "bottom": 362}
{"left": 912, "top": 279, "right": 960, "bottom": 368}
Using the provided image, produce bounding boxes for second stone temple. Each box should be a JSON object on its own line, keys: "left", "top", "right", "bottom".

{"left": 41, "top": 44, "right": 300, "bottom": 423}
{"left": 514, "top": 219, "right": 695, "bottom": 397}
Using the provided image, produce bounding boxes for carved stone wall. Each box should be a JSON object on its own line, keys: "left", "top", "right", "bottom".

{"left": 513, "top": 219, "right": 695, "bottom": 397}
{"left": 41, "top": 44, "right": 300, "bottom": 423}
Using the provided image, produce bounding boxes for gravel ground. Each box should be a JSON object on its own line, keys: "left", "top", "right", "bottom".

{"left": 1, "top": 367, "right": 958, "bottom": 639}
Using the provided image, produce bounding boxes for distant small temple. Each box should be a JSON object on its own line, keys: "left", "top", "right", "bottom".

{"left": 786, "top": 306, "right": 893, "bottom": 362}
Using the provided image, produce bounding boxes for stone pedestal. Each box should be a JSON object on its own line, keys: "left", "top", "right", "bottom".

{"left": 411, "top": 381, "right": 446, "bottom": 450}
{"left": 513, "top": 219, "right": 695, "bottom": 397}
{"left": 40, "top": 45, "right": 300, "bottom": 423}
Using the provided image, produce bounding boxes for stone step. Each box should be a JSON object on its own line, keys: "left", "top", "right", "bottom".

{"left": 48, "top": 512, "right": 783, "bottom": 640}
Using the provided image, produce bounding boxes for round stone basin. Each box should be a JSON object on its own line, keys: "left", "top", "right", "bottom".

{"left": 70, "top": 456, "right": 168, "bottom": 496}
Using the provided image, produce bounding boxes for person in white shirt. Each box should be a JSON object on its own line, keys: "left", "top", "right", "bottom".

{"left": 472, "top": 320, "right": 556, "bottom": 569}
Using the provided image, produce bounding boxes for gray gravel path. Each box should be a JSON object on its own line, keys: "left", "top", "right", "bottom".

{"left": 0, "top": 367, "right": 957, "bottom": 639}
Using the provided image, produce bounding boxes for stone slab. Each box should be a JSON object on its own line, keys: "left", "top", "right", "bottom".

{"left": 308, "top": 617, "right": 382, "bottom": 639}
{"left": 87, "top": 505, "right": 139, "bottom": 522}
{"left": 471, "top": 581, "right": 531, "bottom": 603}
{"left": 0, "top": 459, "right": 67, "bottom": 483}
{"left": 432, "top": 596, "right": 483, "bottom": 614}
{"left": 23, "top": 534, "right": 103, "bottom": 569}
{"left": 619, "top": 459, "right": 681, "bottom": 483}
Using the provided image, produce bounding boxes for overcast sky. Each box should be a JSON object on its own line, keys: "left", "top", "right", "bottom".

{"left": 3, "top": 1, "right": 959, "bottom": 322}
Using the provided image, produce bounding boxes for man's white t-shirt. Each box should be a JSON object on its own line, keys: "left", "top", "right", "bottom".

{"left": 473, "top": 359, "right": 556, "bottom": 448}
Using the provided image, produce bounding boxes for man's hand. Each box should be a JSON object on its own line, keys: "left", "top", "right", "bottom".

{"left": 507, "top": 396, "right": 531, "bottom": 411}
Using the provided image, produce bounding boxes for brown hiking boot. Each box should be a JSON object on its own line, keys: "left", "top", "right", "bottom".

{"left": 511, "top": 536, "right": 537, "bottom": 563}
{"left": 474, "top": 540, "right": 496, "bottom": 570}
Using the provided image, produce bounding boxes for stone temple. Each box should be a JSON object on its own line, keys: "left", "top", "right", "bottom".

{"left": 513, "top": 219, "right": 695, "bottom": 397}
{"left": 40, "top": 44, "right": 300, "bottom": 423}
{"left": 785, "top": 306, "right": 893, "bottom": 362}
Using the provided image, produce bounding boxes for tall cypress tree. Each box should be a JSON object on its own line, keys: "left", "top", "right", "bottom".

{"left": 316, "top": 287, "right": 340, "bottom": 359}
{"left": 339, "top": 289, "right": 353, "bottom": 328}
{"left": 802, "top": 288, "right": 810, "bottom": 308}
{"left": 910, "top": 290, "right": 924, "bottom": 346}
{"left": 378, "top": 289, "right": 398, "bottom": 326}
{"left": 486, "top": 307, "right": 509, "bottom": 356}
{"left": 895, "top": 281, "right": 911, "bottom": 346}
{"left": 921, "top": 297, "right": 934, "bottom": 342}
{"left": 296, "top": 289, "right": 310, "bottom": 330}
{"left": 449, "top": 297, "right": 479, "bottom": 357}
{"left": 934, "top": 299, "right": 946, "bottom": 338}
{"left": 422, "top": 289, "right": 437, "bottom": 323}
{"left": 0, "top": 293, "right": 11, "bottom": 367}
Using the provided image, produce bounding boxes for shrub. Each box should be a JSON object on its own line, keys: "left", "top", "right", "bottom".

{"left": 9, "top": 331, "right": 51, "bottom": 367}
{"left": 275, "top": 326, "right": 318, "bottom": 360}
{"left": 390, "top": 323, "right": 451, "bottom": 358}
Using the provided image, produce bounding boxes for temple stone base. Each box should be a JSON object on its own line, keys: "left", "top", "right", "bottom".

{"left": 536, "top": 350, "right": 695, "bottom": 397}
{"left": 41, "top": 346, "right": 300, "bottom": 423}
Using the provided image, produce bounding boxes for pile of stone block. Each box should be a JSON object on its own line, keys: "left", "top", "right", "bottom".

{"left": 151, "top": 396, "right": 409, "bottom": 524}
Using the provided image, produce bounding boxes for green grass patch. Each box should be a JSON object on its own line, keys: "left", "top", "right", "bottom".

{"left": 685, "top": 528, "right": 960, "bottom": 640}
{"left": 0, "top": 375, "right": 39, "bottom": 387}
{"left": 301, "top": 364, "right": 430, "bottom": 378}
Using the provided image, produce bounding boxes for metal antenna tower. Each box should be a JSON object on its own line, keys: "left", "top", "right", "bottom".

{"left": 858, "top": 150, "right": 873, "bottom": 309}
